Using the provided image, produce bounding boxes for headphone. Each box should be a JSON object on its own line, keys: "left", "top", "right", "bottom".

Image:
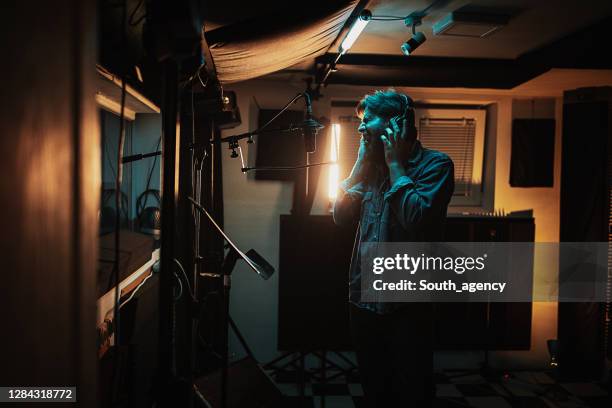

{"left": 100, "top": 189, "right": 129, "bottom": 235}
{"left": 387, "top": 94, "right": 416, "bottom": 139}
{"left": 136, "top": 189, "right": 161, "bottom": 238}
{"left": 398, "top": 94, "right": 409, "bottom": 120}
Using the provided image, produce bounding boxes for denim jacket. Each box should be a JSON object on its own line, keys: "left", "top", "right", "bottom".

{"left": 333, "top": 141, "right": 455, "bottom": 314}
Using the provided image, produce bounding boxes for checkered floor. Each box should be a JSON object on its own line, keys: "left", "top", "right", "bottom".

{"left": 269, "top": 368, "right": 611, "bottom": 408}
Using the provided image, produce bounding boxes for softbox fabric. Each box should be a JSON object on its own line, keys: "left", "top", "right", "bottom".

{"left": 204, "top": 1, "right": 357, "bottom": 83}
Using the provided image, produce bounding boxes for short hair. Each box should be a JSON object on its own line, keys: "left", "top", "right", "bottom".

{"left": 356, "top": 89, "right": 415, "bottom": 127}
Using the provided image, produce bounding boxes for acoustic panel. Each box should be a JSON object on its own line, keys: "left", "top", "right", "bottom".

{"left": 510, "top": 118, "right": 555, "bottom": 187}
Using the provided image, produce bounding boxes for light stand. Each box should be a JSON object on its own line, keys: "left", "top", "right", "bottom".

{"left": 188, "top": 197, "right": 274, "bottom": 408}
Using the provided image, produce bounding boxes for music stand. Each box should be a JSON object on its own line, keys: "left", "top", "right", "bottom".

{"left": 188, "top": 197, "right": 274, "bottom": 408}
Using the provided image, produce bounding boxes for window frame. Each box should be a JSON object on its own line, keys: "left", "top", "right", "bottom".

{"left": 415, "top": 108, "right": 486, "bottom": 207}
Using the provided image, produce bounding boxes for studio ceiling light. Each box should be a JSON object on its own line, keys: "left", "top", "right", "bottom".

{"left": 339, "top": 9, "right": 372, "bottom": 54}
{"left": 401, "top": 32, "right": 426, "bottom": 56}
{"left": 401, "top": 13, "right": 427, "bottom": 56}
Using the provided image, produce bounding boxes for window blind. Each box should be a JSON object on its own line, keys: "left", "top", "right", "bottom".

{"left": 418, "top": 117, "right": 476, "bottom": 197}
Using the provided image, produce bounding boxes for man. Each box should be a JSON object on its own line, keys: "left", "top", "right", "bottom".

{"left": 333, "top": 89, "right": 454, "bottom": 407}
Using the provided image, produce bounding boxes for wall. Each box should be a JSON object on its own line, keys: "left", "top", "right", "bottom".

{"left": 0, "top": 0, "right": 98, "bottom": 402}
{"left": 221, "top": 82, "right": 305, "bottom": 363}
{"left": 221, "top": 78, "right": 562, "bottom": 369}
{"left": 491, "top": 97, "right": 561, "bottom": 369}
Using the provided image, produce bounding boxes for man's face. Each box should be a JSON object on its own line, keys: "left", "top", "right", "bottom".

{"left": 358, "top": 107, "right": 388, "bottom": 163}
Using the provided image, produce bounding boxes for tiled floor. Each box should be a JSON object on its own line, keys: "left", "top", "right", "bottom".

{"left": 269, "top": 368, "right": 611, "bottom": 408}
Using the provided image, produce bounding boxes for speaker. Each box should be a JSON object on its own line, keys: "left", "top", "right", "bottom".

{"left": 278, "top": 215, "right": 355, "bottom": 351}
{"left": 278, "top": 215, "right": 535, "bottom": 351}
{"left": 193, "top": 357, "right": 282, "bottom": 408}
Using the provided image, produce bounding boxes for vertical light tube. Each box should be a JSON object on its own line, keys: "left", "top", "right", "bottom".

{"left": 329, "top": 124, "right": 340, "bottom": 200}
{"left": 339, "top": 10, "right": 371, "bottom": 54}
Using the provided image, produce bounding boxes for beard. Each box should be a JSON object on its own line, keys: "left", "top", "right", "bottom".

{"left": 366, "top": 137, "right": 385, "bottom": 165}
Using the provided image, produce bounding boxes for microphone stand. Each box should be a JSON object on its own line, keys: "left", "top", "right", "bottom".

{"left": 187, "top": 197, "right": 274, "bottom": 408}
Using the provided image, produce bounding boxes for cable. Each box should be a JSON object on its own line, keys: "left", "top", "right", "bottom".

{"left": 128, "top": 0, "right": 146, "bottom": 26}
{"left": 196, "top": 65, "right": 209, "bottom": 89}
{"left": 237, "top": 145, "right": 245, "bottom": 169}
{"left": 190, "top": 85, "right": 198, "bottom": 220}
{"left": 113, "top": 53, "right": 127, "bottom": 351}
{"left": 102, "top": 116, "right": 118, "bottom": 181}
{"left": 193, "top": 384, "right": 214, "bottom": 408}
{"left": 137, "top": 136, "right": 162, "bottom": 217}
{"left": 189, "top": 73, "right": 208, "bottom": 221}
{"left": 241, "top": 161, "right": 334, "bottom": 172}
{"left": 251, "top": 93, "right": 304, "bottom": 136}
{"left": 422, "top": 0, "right": 447, "bottom": 14}
{"left": 119, "top": 271, "right": 154, "bottom": 308}
{"left": 110, "top": 1, "right": 128, "bottom": 405}
{"left": 173, "top": 271, "right": 183, "bottom": 301}
{"left": 173, "top": 258, "right": 197, "bottom": 302}
{"left": 370, "top": 15, "right": 406, "bottom": 20}
{"left": 195, "top": 291, "right": 223, "bottom": 359}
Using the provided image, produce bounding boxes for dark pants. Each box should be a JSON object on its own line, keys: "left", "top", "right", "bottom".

{"left": 350, "top": 303, "right": 434, "bottom": 408}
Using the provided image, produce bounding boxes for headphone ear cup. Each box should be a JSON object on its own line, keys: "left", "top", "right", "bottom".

{"left": 409, "top": 125, "right": 418, "bottom": 141}
{"left": 136, "top": 189, "right": 161, "bottom": 237}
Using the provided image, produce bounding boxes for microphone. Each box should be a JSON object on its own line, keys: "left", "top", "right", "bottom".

{"left": 301, "top": 93, "right": 324, "bottom": 153}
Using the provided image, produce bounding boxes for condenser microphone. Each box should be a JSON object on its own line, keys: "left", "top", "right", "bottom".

{"left": 301, "top": 115, "right": 323, "bottom": 154}
{"left": 301, "top": 92, "right": 324, "bottom": 153}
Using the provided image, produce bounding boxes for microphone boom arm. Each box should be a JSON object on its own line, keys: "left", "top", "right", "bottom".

{"left": 212, "top": 92, "right": 306, "bottom": 145}
{"left": 240, "top": 161, "right": 335, "bottom": 173}
{"left": 208, "top": 92, "right": 323, "bottom": 163}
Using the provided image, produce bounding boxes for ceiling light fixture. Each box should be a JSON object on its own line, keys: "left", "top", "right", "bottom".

{"left": 401, "top": 32, "right": 426, "bottom": 56}
{"left": 401, "top": 14, "right": 427, "bottom": 56}
{"left": 339, "top": 9, "right": 372, "bottom": 55}
{"left": 320, "top": 9, "right": 372, "bottom": 85}
{"left": 339, "top": 9, "right": 372, "bottom": 54}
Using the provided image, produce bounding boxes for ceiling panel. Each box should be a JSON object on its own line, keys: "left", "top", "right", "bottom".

{"left": 336, "top": 0, "right": 612, "bottom": 59}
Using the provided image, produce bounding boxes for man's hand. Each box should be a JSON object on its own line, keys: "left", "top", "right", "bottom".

{"left": 349, "top": 137, "right": 370, "bottom": 183}
{"left": 380, "top": 117, "right": 414, "bottom": 167}
{"left": 380, "top": 117, "right": 414, "bottom": 184}
{"left": 357, "top": 136, "right": 368, "bottom": 162}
